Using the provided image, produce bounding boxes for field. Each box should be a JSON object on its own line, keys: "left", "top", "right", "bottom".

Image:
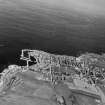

{"left": 0, "top": 70, "right": 103, "bottom": 105}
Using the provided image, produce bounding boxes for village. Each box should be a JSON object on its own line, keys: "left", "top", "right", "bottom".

{"left": 0, "top": 49, "right": 105, "bottom": 104}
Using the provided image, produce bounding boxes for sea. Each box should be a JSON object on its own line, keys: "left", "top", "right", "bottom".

{"left": 0, "top": 0, "right": 105, "bottom": 72}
